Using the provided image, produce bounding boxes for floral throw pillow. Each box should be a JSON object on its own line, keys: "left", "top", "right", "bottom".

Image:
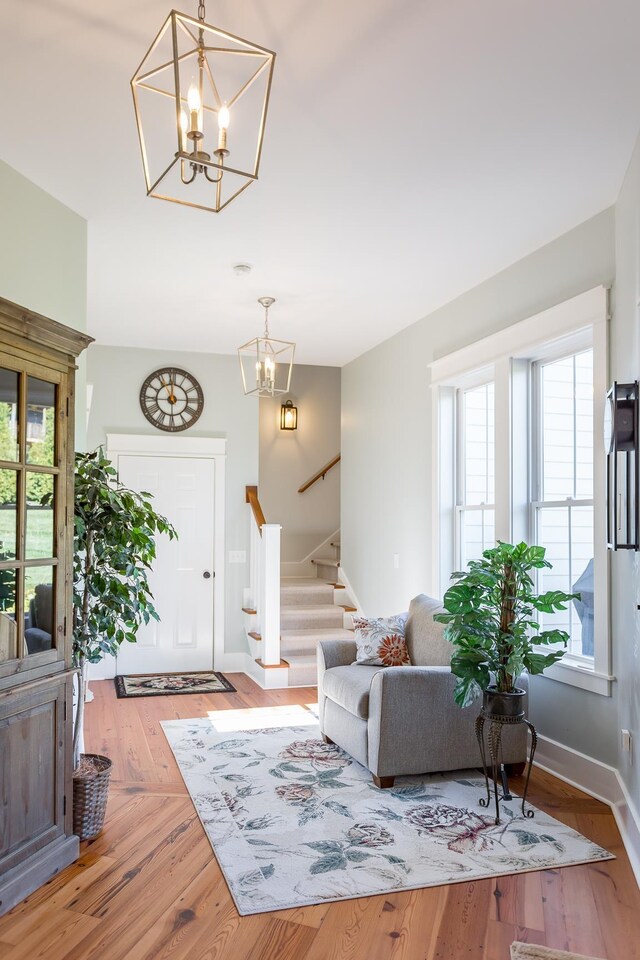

{"left": 353, "top": 613, "right": 411, "bottom": 666}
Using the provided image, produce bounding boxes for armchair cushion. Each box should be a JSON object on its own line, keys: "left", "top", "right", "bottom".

{"left": 404, "top": 594, "right": 451, "bottom": 666}
{"left": 353, "top": 613, "right": 410, "bottom": 666}
{"left": 322, "top": 664, "right": 384, "bottom": 719}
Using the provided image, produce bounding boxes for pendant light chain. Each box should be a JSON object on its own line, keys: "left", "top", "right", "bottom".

{"left": 263, "top": 302, "right": 270, "bottom": 339}
{"left": 198, "top": 1, "right": 206, "bottom": 21}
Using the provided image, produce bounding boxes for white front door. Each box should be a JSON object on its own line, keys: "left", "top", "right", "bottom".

{"left": 115, "top": 455, "right": 215, "bottom": 675}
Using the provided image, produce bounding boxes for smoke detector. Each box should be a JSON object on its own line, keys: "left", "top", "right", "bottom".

{"left": 233, "top": 263, "right": 252, "bottom": 276}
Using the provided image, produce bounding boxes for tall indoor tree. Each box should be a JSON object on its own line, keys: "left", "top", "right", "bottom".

{"left": 72, "top": 450, "right": 177, "bottom": 767}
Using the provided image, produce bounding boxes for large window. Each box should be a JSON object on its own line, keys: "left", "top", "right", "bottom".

{"left": 533, "top": 350, "right": 594, "bottom": 658}
{"left": 457, "top": 382, "right": 495, "bottom": 567}
{"left": 431, "top": 287, "right": 611, "bottom": 696}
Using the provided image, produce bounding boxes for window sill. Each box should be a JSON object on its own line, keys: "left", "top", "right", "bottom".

{"left": 540, "top": 658, "right": 614, "bottom": 697}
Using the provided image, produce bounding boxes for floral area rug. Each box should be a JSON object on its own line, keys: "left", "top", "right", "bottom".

{"left": 161, "top": 720, "right": 613, "bottom": 915}
{"left": 114, "top": 672, "right": 235, "bottom": 698}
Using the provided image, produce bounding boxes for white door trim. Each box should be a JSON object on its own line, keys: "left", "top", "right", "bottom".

{"left": 100, "top": 433, "right": 226, "bottom": 675}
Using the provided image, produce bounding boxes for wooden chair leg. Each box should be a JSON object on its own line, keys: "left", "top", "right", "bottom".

{"left": 372, "top": 775, "right": 395, "bottom": 789}
{"left": 321, "top": 734, "right": 334, "bottom": 745}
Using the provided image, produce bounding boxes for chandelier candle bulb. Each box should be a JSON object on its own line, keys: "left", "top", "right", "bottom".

{"left": 217, "top": 104, "right": 230, "bottom": 153}
{"left": 265, "top": 357, "right": 275, "bottom": 385}
{"left": 187, "top": 81, "right": 200, "bottom": 111}
{"left": 187, "top": 82, "right": 202, "bottom": 139}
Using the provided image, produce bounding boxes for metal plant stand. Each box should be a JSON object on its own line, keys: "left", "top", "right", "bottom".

{"left": 475, "top": 710, "right": 538, "bottom": 824}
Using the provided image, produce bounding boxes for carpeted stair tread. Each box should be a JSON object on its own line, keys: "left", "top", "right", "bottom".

{"left": 280, "top": 628, "right": 354, "bottom": 656}
{"left": 280, "top": 603, "right": 345, "bottom": 613}
{"left": 280, "top": 604, "right": 345, "bottom": 629}
{"left": 280, "top": 580, "right": 335, "bottom": 605}
{"left": 283, "top": 654, "right": 319, "bottom": 686}
{"left": 281, "top": 627, "right": 354, "bottom": 641}
{"left": 282, "top": 653, "right": 317, "bottom": 666}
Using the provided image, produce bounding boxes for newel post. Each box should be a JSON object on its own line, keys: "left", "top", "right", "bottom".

{"left": 261, "top": 524, "right": 281, "bottom": 665}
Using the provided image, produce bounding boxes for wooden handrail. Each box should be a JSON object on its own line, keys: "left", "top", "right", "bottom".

{"left": 246, "top": 485, "right": 266, "bottom": 534}
{"left": 298, "top": 454, "right": 341, "bottom": 494}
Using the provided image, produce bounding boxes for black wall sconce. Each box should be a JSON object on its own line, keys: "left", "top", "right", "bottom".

{"left": 605, "top": 381, "right": 639, "bottom": 550}
{"left": 280, "top": 399, "right": 298, "bottom": 430}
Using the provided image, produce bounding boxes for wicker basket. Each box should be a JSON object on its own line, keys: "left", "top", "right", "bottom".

{"left": 73, "top": 753, "right": 112, "bottom": 840}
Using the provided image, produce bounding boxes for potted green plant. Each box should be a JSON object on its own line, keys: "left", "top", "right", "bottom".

{"left": 71, "top": 449, "right": 176, "bottom": 838}
{"left": 434, "top": 542, "right": 578, "bottom": 715}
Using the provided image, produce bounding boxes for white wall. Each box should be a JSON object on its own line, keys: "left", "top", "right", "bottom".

{"left": 86, "top": 344, "right": 259, "bottom": 656}
{"left": 0, "top": 159, "right": 88, "bottom": 445}
{"left": 342, "top": 207, "right": 618, "bottom": 764}
{"left": 259, "top": 364, "right": 341, "bottom": 563}
{"left": 612, "top": 134, "right": 640, "bottom": 808}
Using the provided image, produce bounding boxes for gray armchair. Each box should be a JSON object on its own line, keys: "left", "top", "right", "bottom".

{"left": 317, "top": 594, "right": 528, "bottom": 787}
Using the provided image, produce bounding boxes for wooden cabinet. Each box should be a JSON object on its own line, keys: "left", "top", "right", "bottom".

{"left": 0, "top": 297, "right": 91, "bottom": 916}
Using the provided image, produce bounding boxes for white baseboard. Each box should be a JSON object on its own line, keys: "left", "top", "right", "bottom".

{"left": 535, "top": 734, "right": 640, "bottom": 886}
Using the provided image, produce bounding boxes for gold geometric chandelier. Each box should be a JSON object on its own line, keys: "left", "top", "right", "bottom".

{"left": 238, "top": 298, "right": 296, "bottom": 398}
{"left": 131, "top": 2, "right": 275, "bottom": 213}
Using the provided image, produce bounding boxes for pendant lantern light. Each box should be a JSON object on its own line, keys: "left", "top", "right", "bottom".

{"left": 131, "top": 1, "right": 275, "bottom": 213}
{"left": 238, "top": 298, "right": 295, "bottom": 398}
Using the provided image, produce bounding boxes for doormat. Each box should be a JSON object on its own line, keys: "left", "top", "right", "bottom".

{"left": 161, "top": 719, "right": 613, "bottom": 916}
{"left": 114, "top": 671, "right": 236, "bottom": 698}
{"left": 511, "top": 945, "right": 605, "bottom": 960}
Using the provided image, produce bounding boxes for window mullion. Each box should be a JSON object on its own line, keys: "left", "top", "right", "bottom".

{"left": 568, "top": 503, "right": 573, "bottom": 637}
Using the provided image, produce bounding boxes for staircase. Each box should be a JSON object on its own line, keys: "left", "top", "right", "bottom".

{"left": 310, "top": 539, "right": 342, "bottom": 583}
{"left": 244, "top": 538, "right": 357, "bottom": 687}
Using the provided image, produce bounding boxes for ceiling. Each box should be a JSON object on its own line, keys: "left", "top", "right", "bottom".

{"left": 1, "top": 0, "right": 640, "bottom": 365}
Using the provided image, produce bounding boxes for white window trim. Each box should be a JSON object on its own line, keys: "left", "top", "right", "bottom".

{"left": 429, "top": 286, "right": 613, "bottom": 697}
{"left": 455, "top": 379, "right": 496, "bottom": 570}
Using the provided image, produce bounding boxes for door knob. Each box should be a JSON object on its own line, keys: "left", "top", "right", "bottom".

{"left": 203, "top": 570, "right": 212, "bottom": 579}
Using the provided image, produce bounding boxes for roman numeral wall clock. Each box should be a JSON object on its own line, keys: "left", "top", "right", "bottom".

{"left": 140, "top": 367, "right": 204, "bottom": 432}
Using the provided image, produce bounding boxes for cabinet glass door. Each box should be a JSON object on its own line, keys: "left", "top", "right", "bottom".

{"left": 0, "top": 365, "right": 61, "bottom": 665}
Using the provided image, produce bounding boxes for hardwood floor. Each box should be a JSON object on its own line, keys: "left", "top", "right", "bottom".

{"left": 1, "top": 674, "right": 638, "bottom": 960}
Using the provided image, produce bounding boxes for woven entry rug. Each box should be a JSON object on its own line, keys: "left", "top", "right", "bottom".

{"left": 161, "top": 719, "right": 613, "bottom": 916}
{"left": 114, "top": 672, "right": 236, "bottom": 699}
{"left": 511, "top": 945, "right": 605, "bottom": 960}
